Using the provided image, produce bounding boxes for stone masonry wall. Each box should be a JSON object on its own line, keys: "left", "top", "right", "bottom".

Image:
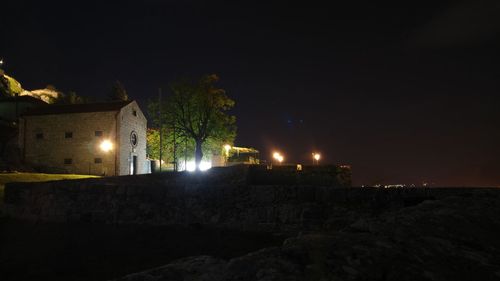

{"left": 117, "top": 101, "right": 148, "bottom": 175}
{"left": 18, "top": 101, "right": 148, "bottom": 176}
{"left": 20, "top": 112, "right": 118, "bottom": 175}
{"left": 4, "top": 166, "right": 480, "bottom": 232}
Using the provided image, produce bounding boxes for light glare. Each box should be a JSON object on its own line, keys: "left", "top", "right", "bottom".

{"left": 185, "top": 160, "right": 212, "bottom": 172}
{"left": 100, "top": 140, "right": 113, "bottom": 152}
{"left": 273, "top": 151, "right": 284, "bottom": 164}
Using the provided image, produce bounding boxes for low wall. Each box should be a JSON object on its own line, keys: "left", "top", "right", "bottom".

{"left": 247, "top": 164, "right": 351, "bottom": 186}
{"left": 4, "top": 166, "right": 492, "bottom": 232}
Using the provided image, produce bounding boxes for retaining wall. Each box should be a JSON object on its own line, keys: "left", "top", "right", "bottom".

{"left": 4, "top": 166, "right": 491, "bottom": 232}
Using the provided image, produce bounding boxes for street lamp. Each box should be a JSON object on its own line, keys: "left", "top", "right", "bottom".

{"left": 312, "top": 153, "right": 321, "bottom": 165}
{"left": 273, "top": 151, "right": 284, "bottom": 165}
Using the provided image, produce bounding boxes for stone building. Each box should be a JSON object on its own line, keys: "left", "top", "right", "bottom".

{"left": 18, "top": 100, "right": 147, "bottom": 176}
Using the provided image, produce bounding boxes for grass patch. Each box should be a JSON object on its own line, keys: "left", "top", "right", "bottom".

{"left": 0, "top": 172, "right": 98, "bottom": 204}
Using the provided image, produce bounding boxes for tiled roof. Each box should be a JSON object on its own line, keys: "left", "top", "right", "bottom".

{"left": 0, "top": 95, "right": 48, "bottom": 105}
{"left": 22, "top": 100, "right": 133, "bottom": 116}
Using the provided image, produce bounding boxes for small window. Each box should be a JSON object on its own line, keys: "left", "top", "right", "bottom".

{"left": 64, "top": 158, "right": 72, "bottom": 165}
{"left": 36, "top": 133, "right": 44, "bottom": 139}
{"left": 132, "top": 110, "right": 137, "bottom": 116}
{"left": 95, "top": 131, "right": 103, "bottom": 137}
{"left": 65, "top": 132, "right": 73, "bottom": 138}
{"left": 94, "top": 158, "right": 102, "bottom": 164}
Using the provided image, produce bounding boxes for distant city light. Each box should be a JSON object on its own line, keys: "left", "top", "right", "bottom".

{"left": 383, "top": 184, "right": 405, "bottom": 188}
{"left": 99, "top": 140, "right": 113, "bottom": 152}
{"left": 0, "top": 58, "right": 3, "bottom": 65}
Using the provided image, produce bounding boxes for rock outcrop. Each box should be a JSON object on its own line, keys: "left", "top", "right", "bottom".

{"left": 113, "top": 190, "right": 500, "bottom": 281}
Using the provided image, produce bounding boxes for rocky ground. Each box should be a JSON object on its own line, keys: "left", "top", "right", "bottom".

{"left": 113, "top": 189, "right": 500, "bottom": 281}
{"left": 0, "top": 221, "right": 285, "bottom": 281}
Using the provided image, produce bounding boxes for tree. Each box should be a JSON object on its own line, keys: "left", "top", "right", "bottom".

{"left": 108, "top": 80, "right": 129, "bottom": 101}
{"left": 149, "top": 74, "right": 236, "bottom": 170}
{"left": 147, "top": 127, "right": 196, "bottom": 169}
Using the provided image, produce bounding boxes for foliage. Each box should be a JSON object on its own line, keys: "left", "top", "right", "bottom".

{"left": 148, "top": 74, "right": 236, "bottom": 169}
{"left": 146, "top": 128, "right": 170, "bottom": 163}
{"left": 108, "top": 80, "right": 129, "bottom": 101}
{"left": 0, "top": 74, "right": 10, "bottom": 97}
{"left": 6, "top": 75, "right": 23, "bottom": 95}
{"left": 0, "top": 73, "right": 23, "bottom": 97}
{"left": 147, "top": 128, "right": 197, "bottom": 168}
{"left": 0, "top": 73, "right": 90, "bottom": 104}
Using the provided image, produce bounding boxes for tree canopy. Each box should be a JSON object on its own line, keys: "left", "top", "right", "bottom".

{"left": 148, "top": 74, "right": 236, "bottom": 170}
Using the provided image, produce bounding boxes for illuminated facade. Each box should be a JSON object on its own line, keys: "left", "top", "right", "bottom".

{"left": 226, "top": 146, "right": 260, "bottom": 165}
{"left": 18, "top": 100, "right": 147, "bottom": 176}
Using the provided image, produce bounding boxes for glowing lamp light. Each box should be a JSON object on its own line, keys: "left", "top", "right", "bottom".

{"left": 312, "top": 152, "right": 321, "bottom": 165}
{"left": 273, "top": 152, "right": 280, "bottom": 159}
{"left": 273, "top": 151, "right": 284, "bottom": 164}
{"left": 277, "top": 155, "right": 284, "bottom": 163}
{"left": 313, "top": 153, "right": 321, "bottom": 161}
{"left": 186, "top": 161, "right": 196, "bottom": 172}
{"left": 199, "top": 161, "right": 212, "bottom": 171}
{"left": 100, "top": 140, "right": 113, "bottom": 152}
{"left": 224, "top": 144, "right": 231, "bottom": 153}
{"left": 185, "top": 160, "right": 212, "bottom": 172}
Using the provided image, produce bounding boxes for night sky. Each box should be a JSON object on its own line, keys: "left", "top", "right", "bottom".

{"left": 2, "top": 0, "right": 500, "bottom": 186}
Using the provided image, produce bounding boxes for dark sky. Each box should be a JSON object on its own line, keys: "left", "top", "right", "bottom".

{"left": 2, "top": 0, "right": 500, "bottom": 186}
